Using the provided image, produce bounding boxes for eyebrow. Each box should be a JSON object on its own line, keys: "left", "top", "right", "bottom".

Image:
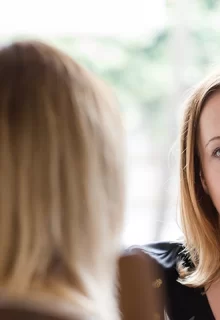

{"left": 205, "top": 136, "right": 220, "bottom": 148}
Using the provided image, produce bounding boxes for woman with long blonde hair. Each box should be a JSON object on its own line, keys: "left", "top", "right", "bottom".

{"left": 128, "top": 72, "right": 220, "bottom": 320}
{"left": 0, "top": 40, "right": 125, "bottom": 320}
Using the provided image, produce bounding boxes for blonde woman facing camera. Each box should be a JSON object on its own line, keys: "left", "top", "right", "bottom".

{"left": 129, "top": 72, "right": 220, "bottom": 320}
{"left": 0, "top": 41, "right": 124, "bottom": 320}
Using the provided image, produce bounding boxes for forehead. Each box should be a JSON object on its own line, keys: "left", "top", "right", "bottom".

{"left": 199, "top": 91, "right": 220, "bottom": 143}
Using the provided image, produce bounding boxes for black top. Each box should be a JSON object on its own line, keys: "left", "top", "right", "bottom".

{"left": 139, "top": 242, "right": 215, "bottom": 320}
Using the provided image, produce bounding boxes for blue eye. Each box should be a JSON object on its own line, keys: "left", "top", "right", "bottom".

{"left": 213, "top": 148, "right": 220, "bottom": 158}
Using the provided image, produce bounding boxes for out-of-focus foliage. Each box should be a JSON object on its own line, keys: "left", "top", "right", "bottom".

{"left": 49, "top": 0, "right": 220, "bottom": 140}
{"left": 1, "top": 1, "right": 218, "bottom": 140}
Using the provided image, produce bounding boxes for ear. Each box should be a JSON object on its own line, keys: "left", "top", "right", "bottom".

{"left": 200, "top": 171, "right": 209, "bottom": 195}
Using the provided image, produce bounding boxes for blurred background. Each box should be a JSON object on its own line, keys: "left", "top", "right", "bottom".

{"left": 0, "top": 0, "right": 219, "bottom": 246}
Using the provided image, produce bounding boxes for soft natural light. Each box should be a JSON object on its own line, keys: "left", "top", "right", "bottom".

{"left": 0, "top": 0, "right": 166, "bottom": 35}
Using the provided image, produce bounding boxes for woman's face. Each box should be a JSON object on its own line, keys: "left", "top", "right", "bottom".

{"left": 198, "top": 90, "right": 220, "bottom": 213}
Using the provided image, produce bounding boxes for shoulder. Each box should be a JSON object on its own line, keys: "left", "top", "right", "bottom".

{"left": 120, "top": 242, "right": 185, "bottom": 317}
{"left": 119, "top": 243, "right": 166, "bottom": 319}
{"left": 125, "top": 241, "right": 186, "bottom": 299}
{"left": 124, "top": 242, "right": 201, "bottom": 319}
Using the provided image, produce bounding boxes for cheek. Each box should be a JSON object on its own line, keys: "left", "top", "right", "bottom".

{"left": 205, "top": 169, "right": 220, "bottom": 213}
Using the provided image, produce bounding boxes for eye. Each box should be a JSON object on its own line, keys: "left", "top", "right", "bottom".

{"left": 213, "top": 148, "right": 220, "bottom": 158}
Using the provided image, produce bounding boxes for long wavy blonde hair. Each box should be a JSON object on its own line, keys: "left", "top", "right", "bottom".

{"left": 179, "top": 72, "right": 220, "bottom": 288}
{"left": 0, "top": 41, "right": 124, "bottom": 319}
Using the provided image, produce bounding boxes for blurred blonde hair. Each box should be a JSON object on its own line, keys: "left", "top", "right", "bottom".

{"left": 0, "top": 41, "right": 124, "bottom": 319}
{"left": 179, "top": 71, "right": 220, "bottom": 288}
